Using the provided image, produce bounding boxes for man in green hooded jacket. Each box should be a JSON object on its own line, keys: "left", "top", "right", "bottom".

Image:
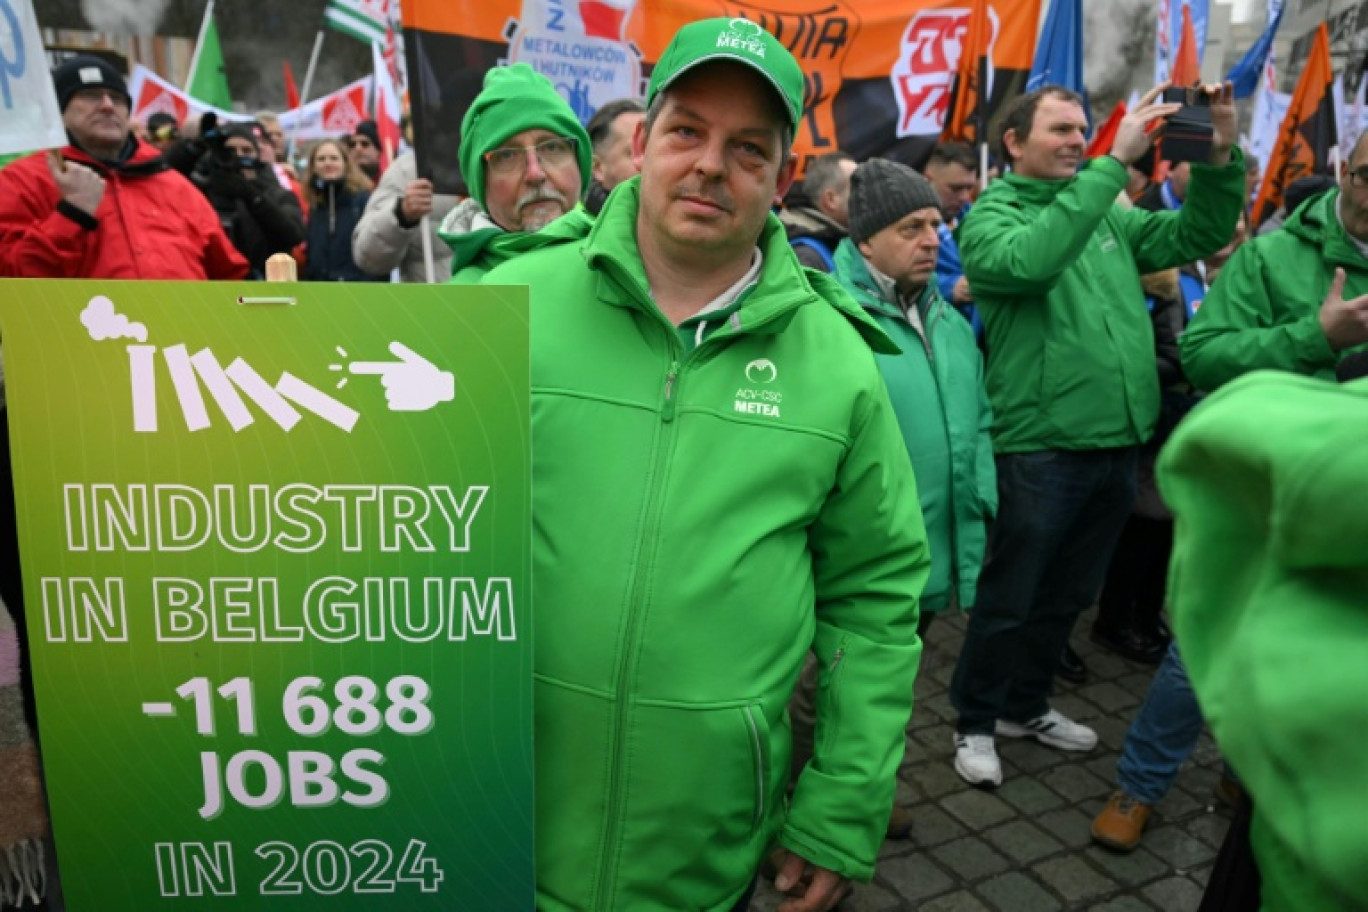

{"left": 833, "top": 158, "right": 995, "bottom": 621}
{"left": 440, "top": 64, "right": 595, "bottom": 283}
{"left": 948, "top": 82, "right": 1246, "bottom": 789}
{"left": 1181, "top": 130, "right": 1368, "bottom": 389}
{"left": 482, "top": 18, "right": 929, "bottom": 912}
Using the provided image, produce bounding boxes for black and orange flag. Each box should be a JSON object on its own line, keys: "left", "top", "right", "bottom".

{"left": 942, "top": 0, "right": 992, "bottom": 143}
{"left": 1252, "top": 23, "right": 1337, "bottom": 226}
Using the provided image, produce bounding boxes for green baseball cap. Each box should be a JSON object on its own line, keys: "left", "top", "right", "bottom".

{"left": 647, "top": 18, "right": 804, "bottom": 130}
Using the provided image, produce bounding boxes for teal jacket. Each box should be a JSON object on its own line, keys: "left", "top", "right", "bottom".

{"left": 1158, "top": 371, "right": 1368, "bottom": 912}
{"left": 832, "top": 239, "right": 995, "bottom": 611}
{"left": 1181, "top": 189, "right": 1368, "bottom": 390}
{"left": 440, "top": 199, "right": 594, "bottom": 283}
{"left": 482, "top": 179, "right": 930, "bottom": 912}
{"left": 958, "top": 152, "right": 1245, "bottom": 452}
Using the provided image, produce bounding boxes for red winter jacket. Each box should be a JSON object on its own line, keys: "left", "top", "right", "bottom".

{"left": 0, "top": 139, "right": 248, "bottom": 280}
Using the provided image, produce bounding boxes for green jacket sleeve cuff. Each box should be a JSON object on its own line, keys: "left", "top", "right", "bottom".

{"left": 1291, "top": 312, "right": 1339, "bottom": 368}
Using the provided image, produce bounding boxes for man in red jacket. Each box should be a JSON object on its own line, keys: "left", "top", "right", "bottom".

{"left": 0, "top": 56, "right": 247, "bottom": 280}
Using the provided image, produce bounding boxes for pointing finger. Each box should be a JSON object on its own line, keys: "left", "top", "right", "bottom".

{"left": 387, "top": 340, "right": 425, "bottom": 364}
{"left": 348, "top": 360, "right": 392, "bottom": 375}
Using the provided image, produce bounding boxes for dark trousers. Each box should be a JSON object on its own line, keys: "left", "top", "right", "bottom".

{"left": 729, "top": 878, "right": 758, "bottom": 912}
{"left": 1096, "top": 514, "right": 1173, "bottom": 635}
{"left": 951, "top": 448, "right": 1138, "bottom": 734}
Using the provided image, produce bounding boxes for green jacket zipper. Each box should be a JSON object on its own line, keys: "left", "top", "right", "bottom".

{"left": 591, "top": 287, "right": 793, "bottom": 907}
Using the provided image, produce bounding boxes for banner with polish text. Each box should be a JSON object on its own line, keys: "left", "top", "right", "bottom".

{"left": 403, "top": 0, "right": 1040, "bottom": 193}
{"left": 0, "top": 281, "right": 532, "bottom": 911}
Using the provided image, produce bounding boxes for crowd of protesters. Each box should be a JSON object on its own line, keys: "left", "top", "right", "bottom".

{"left": 2, "top": 27, "right": 1367, "bottom": 912}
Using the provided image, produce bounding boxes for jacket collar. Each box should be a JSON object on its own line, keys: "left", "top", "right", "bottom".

{"left": 584, "top": 177, "right": 899, "bottom": 352}
{"left": 1285, "top": 189, "right": 1368, "bottom": 269}
{"left": 833, "top": 237, "right": 939, "bottom": 323}
{"left": 440, "top": 199, "right": 593, "bottom": 273}
{"left": 64, "top": 136, "right": 166, "bottom": 178}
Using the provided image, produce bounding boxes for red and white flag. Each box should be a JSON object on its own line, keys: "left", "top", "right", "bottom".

{"left": 277, "top": 76, "right": 373, "bottom": 142}
{"left": 371, "top": 40, "right": 403, "bottom": 167}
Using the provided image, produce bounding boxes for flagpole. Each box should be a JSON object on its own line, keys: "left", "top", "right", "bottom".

{"left": 288, "top": 29, "right": 327, "bottom": 162}
{"left": 185, "top": 0, "right": 216, "bottom": 91}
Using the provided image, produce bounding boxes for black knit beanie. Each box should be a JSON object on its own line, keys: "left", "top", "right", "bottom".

{"left": 848, "top": 158, "right": 943, "bottom": 244}
{"left": 52, "top": 55, "right": 130, "bottom": 112}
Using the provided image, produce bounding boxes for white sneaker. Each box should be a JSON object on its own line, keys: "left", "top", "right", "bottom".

{"left": 996, "top": 709, "right": 1097, "bottom": 752}
{"left": 953, "top": 734, "right": 1003, "bottom": 788}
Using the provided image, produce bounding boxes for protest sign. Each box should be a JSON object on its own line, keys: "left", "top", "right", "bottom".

{"left": 0, "top": 0, "right": 67, "bottom": 154}
{"left": 0, "top": 281, "right": 532, "bottom": 911}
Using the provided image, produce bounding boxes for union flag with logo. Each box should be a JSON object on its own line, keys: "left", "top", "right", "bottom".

{"left": 402, "top": 0, "right": 1039, "bottom": 194}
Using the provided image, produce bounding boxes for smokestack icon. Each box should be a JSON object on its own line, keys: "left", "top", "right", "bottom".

{"left": 578, "top": 0, "right": 636, "bottom": 41}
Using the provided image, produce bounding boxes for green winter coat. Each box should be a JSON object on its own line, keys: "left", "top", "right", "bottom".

{"left": 439, "top": 199, "right": 594, "bottom": 283}
{"left": 958, "top": 152, "right": 1245, "bottom": 452}
{"left": 832, "top": 239, "right": 995, "bottom": 612}
{"left": 1181, "top": 189, "right": 1368, "bottom": 390}
{"left": 1158, "top": 371, "right": 1368, "bottom": 912}
{"left": 482, "top": 179, "right": 930, "bottom": 912}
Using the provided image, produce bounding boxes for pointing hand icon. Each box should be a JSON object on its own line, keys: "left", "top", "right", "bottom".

{"left": 349, "top": 341, "right": 455, "bottom": 412}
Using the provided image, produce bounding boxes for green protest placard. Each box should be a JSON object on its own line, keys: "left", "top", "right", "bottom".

{"left": 0, "top": 280, "right": 531, "bottom": 910}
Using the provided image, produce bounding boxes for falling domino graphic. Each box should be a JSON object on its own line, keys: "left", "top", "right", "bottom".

{"left": 127, "top": 345, "right": 158, "bottom": 433}
{"left": 190, "top": 348, "right": 255, "bottom": 432}
{"left": 162, "top": 345, "right": 211, "bottom": 432}
{"left": 122, "top": 342, "right": 362, "bottom": 435}
{"left": 223, "top": 359, "right": 302, "bottom": 431}
{"left": 276, "top": 373, "right": 360, "bottom": 433}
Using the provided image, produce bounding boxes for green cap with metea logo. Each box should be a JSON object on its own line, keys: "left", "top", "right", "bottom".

{"left": 647, "top": 18, "right": 804, "bottom": 130}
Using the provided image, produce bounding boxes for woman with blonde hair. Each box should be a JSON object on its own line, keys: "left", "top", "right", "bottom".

{"left": 302, "top": 138, "right": 386, "bottom": 281}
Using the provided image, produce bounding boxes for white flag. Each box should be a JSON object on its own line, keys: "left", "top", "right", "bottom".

{"left": 1, "top": 0, "right": 68, "bottom": 154}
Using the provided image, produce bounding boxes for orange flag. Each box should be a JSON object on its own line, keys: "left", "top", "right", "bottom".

{"left": 943, "top": 0, "right": 992, "bottom": 143}
{"left": 1251, "top": 23, "right": 1337, "bottom": 226}
{"left": 1171, "top": 5, "right": 1201, "bottom": 87}
{"left": 1086, "top": 101, "right": 1126, "bottom": 158}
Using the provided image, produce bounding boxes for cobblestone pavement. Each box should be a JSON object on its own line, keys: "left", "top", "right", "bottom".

{"left": 750, "top": 608, "right": 1231, "bottom": 912}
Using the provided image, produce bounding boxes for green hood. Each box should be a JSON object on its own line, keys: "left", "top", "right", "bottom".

{"left": 1159, "top": 371, "right": 1368, "bottom": 912}
{"left": 457, "top": 63, "right": 592, "bottom": 209}
{"left": 1280, "top": 188, "right": 1365, "bottom": 267}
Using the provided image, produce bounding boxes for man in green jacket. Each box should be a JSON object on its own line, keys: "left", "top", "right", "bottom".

{"left": 439, "top": 64, "right": 594, "bottom": 283}
{"left": 949, "top": 83, "right": 1246, "bottom": 788}
{"left": 482, "top": 19, "right": 930, "bottom": 912}
{"left": 833, "top": 159, "right": 995, "bottom": 621}
{"left": 1181, "top": 130, "right": 1368, "bottom": 390}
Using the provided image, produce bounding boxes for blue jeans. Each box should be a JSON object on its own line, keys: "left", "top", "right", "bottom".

{"left": 951, "top": 448, "right": 1138, "bottom": 734}
{"left": 1117, "top": 641, "right": 1205, "bottom": 803}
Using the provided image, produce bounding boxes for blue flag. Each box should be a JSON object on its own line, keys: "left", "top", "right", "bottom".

{"left": 1027, "top": 0, "right": 1089, "bottom": 126}
{"left": 1226, "top": 3, "right": 1285, "bottom": 99}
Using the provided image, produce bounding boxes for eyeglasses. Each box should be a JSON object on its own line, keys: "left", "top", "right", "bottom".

{"left": 1349, "top": 167, "right": 1368, "bottom": 188}
{"left": 483, "top": 137, "right": 577, "bottom": 175}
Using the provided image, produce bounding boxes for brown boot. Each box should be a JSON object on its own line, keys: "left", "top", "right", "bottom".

{"left": 1090, "top": 791, "right": 1152, "bottom": 852}
{"left": 886, "top": 804, "right": 914, "bottom": 840}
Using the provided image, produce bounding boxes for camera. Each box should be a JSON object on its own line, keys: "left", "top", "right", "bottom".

{"left": 1159, "top": 86, "right": 1213, "bottom": 164}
